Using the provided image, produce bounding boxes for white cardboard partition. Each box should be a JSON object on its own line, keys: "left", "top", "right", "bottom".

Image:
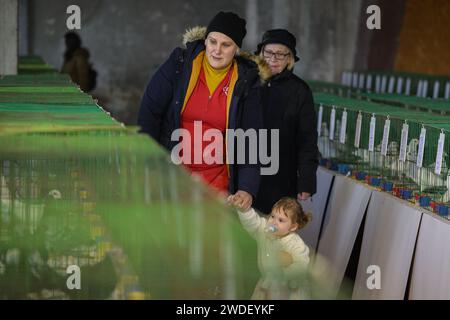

{"left": 409, "top": 213, "right": 450, "bottom": 299}
{"left": 352, "top": 191, "right": 422, "bottom": 299}
{"left": 298, "top": 167, "right": 335, "bottom": 251}
{"left": 315, "top": 176, "right": 372, "bottom": 298}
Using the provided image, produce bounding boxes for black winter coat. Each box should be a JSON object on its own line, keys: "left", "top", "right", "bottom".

{"left": 137, "top": 27, "right": 270, "bottom": 198}
{"left": 254, "top": 68, "right": 319, "bottom": 214}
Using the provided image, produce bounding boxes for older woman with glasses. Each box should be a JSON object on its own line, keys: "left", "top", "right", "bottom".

{"left": 254, "top": 29, "right": 319, "bottom": 215}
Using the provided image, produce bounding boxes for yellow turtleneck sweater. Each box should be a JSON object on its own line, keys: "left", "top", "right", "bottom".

{"left": 202, "top": 56, "right": 232, "bottom": 95}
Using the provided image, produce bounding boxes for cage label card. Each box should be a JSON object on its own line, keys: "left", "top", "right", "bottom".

{"left": 317, "top": 104, "right": 323, "bottom": 137}
{"left": 435, "top": 132, "right": 445, "bottom": 175}
{"left": 329, "top": 107, "right": 336, "bottom": 141}
{"left": 399, "top": 123, "right": 409, "bottom": 162}
{"left": 417, "top": 127, "right": 426, "bottom": 168}
{"left": 368, "top": 115, "right": 376, "bottom": 152}
{"left": 339, "top": 110, "right": 347, "bottom": 144}
{"left": 354, "top": 112, "right": 362, "bottom": 148}
{"left": 381, "top": 118, "right": 390, "bottom": 156}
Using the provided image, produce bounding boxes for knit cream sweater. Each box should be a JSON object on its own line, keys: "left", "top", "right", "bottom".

{"left": 238, "top": 208, "right": 310, "bottom": 299}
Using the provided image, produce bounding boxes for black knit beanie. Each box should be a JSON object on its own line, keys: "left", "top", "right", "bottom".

{"left": 206, "top": 11, "right": 247, "bottom": 48}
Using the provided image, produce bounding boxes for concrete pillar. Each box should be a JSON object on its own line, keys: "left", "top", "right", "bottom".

{"left": 18, "top": 0, "right": 28, "bottom": 56}
{"left": 272, "top": 0, "right": 289, "bottom": 29}
{"left": 0, "top": 0, "right": 19, "bottom": 75}
{"left": 296, "top": 0, "right": 361, "bottom": 81}
{"left": 244, "top": 0, "right": 259, "bottom": 51}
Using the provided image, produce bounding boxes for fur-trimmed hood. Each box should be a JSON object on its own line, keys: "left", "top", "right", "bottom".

{"left": 182, "top": 26, "right": 271, "bottom": 83}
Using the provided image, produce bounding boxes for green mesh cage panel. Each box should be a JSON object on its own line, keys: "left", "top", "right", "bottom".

{"left": 0, "top": 57, "right": 264, "bottom": 300}
{"left": 314, "top": 91, "right": 450, "bottom": 205}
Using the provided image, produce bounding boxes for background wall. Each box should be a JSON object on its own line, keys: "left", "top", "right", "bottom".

{"left": 353, "top": 0, "right": 406, "bottom": 71}
{"left": 25, "top": 0, "right": 362, "bottom": 125}
{"left": 394, "top": 0, "right": 450, "bottom": 76}
{"left": 16, "top": 0, "right": 450, "bottom": 125}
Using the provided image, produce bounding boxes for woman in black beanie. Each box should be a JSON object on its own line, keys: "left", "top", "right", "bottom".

{"left": 138, "top": 12, "right": 270, "bottom": 210}
{"left": 253, "top": 29, "right": 319, "bottom": 214}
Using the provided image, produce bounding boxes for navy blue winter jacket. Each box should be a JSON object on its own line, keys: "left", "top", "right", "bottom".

{"left": 138, "top": 27, "right": 270, "bottom": 198}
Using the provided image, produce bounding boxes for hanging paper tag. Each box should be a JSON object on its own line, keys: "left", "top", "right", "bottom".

{"left": 317, "top": 104, "right": 323, "bottom": 137}
{"left": 417, "top": 127, "right": 426, "bottom": 167}
{"left": 354, "top": 112, "right": 362, "bottom": 148}
{"left": 375, "top": 76, "right": 381, "bottom": 92}
{"left": 381, "top": 76, "right": 387, "bottom": 93}
{"left": 366, "top": 75, "right": 372, "bottom": 91}
{"left": 435, "top": 131, "right": 445, "bottom": 175}
{"left": 422, "top": 80, "right": 428, "bottom": 98}
{"left": 368, "top": 114, "right": 376, "bottom": 152}
{"left": 396, "top": 77, "right": 403, "bottom": 94}
{"left": 405, "top": 78, "right": 411, "bottom": 95}
{"left": 358, "top": 75, "right": 365, "bottom": 89}
{"left": 388, "top": 77, "right": 395, "bottom": 93}
{"left": 339, "top": 110, "right": 347, "bottom": 144}
{"left": 399, "top": 122, "right": 409, "bottom": 162}
{"left": 381, "top": 118, "right": 391, "bottom": 156}
{"left": 433, "top": 81, "right": 440, "bottom": 99}
{"left": 352, "top": 73, "right": 358, "bottom": 88}
{"left": 416, "top": 81, "right": 423, "bottom": 97}
{"left": 329, "top": 107, "right": 336, "bottom": 141}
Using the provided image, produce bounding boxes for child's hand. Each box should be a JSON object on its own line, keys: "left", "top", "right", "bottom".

{"left": 279, "top": 250, "right": 293, "bottom": 267}
{"left": 227, "top": 194, "right": 240, "bottom": 207}
{"left": 227, "top": 193, "right": 248, "bottom": 211}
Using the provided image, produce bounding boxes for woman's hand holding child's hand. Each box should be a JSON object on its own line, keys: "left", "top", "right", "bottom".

{"left": 227, "top": 193, "right": 250, "bottom": 212}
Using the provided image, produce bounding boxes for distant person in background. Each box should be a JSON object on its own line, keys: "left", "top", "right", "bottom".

{"left": 253, "top": 29, "right": 319, "bottom": 215}
{"left": 61, "top": 32, "right": 96, "bottom": 92}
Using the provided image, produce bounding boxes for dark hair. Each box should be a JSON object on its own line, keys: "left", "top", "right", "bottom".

{"left": 64, "top": 32, "right": 82, "bottom": 62}
{"left": 272, "top": 197, "right": 312, "bottom": 230}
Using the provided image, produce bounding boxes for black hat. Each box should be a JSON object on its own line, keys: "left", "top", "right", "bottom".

{"left": 256, "top": 29, "right": 299, "bottom": 62}
{"left": 206, "top": 11, "right": 247, "bottom": 48}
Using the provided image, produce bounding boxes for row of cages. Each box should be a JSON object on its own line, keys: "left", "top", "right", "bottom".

{"left": 0, "top": 130, "right": 259, "bottom": 299}
{"left": 0, "top": 131, "right": 149, "bottom": 299}
{"left": 316, "top": 103, "right": 450, "bottom": 218}
{"left": 309, "top": 82, "right": 450, "bottom": 121}
{"left": 0, "top": 59, "right": 262, "bottom": 300}
{"left": 0, "top": 61, "right": 261, "bottom": 300}
{"left": 341, "top": 71, "right": 450, "bottom": 99}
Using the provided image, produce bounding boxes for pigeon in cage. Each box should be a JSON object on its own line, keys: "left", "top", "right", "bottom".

{"left": 385, "top": 141, "right": 399, "bottom": 172}
{"left": 321, "top": 122, "right": 329, "bottom": 137}
{"left": 388, "top": 141, "right": 399, "bottom": 155}
{"left": 0, "top": 245, "right": 68, "bottom": 299}
{"left": 406, "top": 139, "right": 419, "bottom": 162}
{"left": 424, "top": 152, "right": 449, "bottom": 202}
{"left": 65, "top": 254, "right": 117, "bottom": 300}
{"left": 402, "top": 139, "right": 420, "bottom": 182}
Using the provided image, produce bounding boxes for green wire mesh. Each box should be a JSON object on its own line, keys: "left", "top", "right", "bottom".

{"left": 0, "top": 57, "right": 263, "bottom": 300}
{"left": 340, "top": 70, "right": 450, "bottom": 98}
{"left": 17, "top": 56, "right": 57, "bottom": 75}
{"left": 0, "top": 130, "right": 260, "bottom": 299}
{"left": 313, "top": 89, "right": 450, "bottom": 212}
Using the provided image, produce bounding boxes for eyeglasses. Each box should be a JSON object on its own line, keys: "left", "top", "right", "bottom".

{"left": 262, "top": 49, "right": 290, "bottom": 60}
